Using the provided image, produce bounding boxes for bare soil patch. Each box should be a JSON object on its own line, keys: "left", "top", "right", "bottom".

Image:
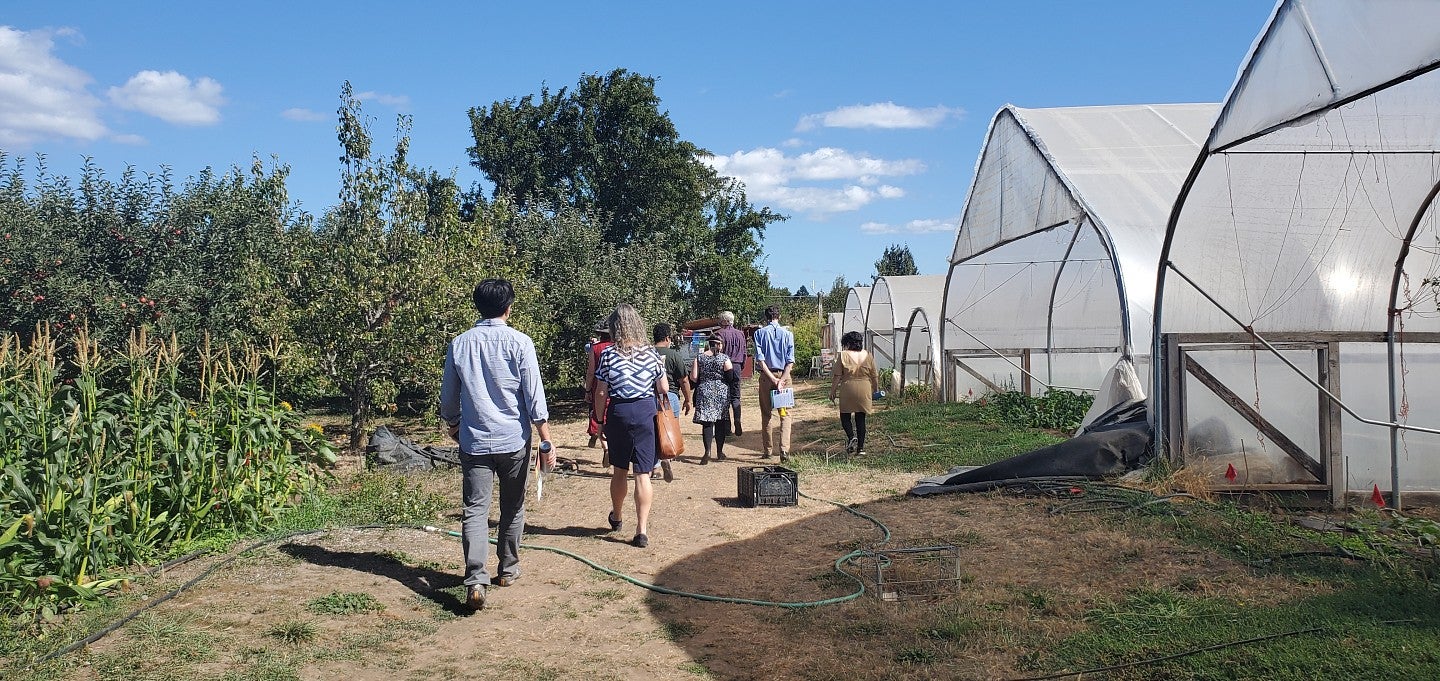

{"left": 61, "top": 381, "right": 1313, "bottom": 681}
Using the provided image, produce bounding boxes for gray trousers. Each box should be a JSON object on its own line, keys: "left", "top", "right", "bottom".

{"left": 460, "top": 448, "right": 530, "bottom": 587}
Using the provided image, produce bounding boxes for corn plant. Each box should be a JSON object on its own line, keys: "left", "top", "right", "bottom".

{"left": 0, "top": 327, "right": 335, "bottom": 620}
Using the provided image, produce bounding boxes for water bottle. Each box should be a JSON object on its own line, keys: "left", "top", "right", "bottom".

{"left": 538, "top": 440, "right": 554, "bottom": 474}
{"left": 873, "top": 390, "right": 886, "bottom": 400}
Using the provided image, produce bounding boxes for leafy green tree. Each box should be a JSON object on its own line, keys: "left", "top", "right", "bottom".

{"left": 0, "top": 153, "right": 302, "bottom": 353}
{"left": 291, "top": 83, "right": 515, "bottom": 452}
{"left": 466, "top": 69, "right": 782, "bottom": 322}
{"left": 490, "top": 200, "right": 681, "bottom": 388}
{"left": 822, "top": 274, "right": 850, "bottom": 313}
{"left": 874, "top": 243, "right": 919, "bottom": 278}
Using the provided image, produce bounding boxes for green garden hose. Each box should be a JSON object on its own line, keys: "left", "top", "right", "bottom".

{"left": 423, "top": 489, "right": 893, "bottom": 608}
{"left": 28, "top": 492, "right": 893, "bottom": 667}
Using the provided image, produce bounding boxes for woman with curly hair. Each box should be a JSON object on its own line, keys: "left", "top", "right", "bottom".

{"left": 829, "top": 331, "right": 879, "bottom": 456}
{"left": 592, "top": 303, "right": 669, "bottom": 548}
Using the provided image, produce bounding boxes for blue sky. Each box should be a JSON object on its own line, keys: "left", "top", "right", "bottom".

{"left": 2, "top": 1, "right": 1275, "bottom": 293}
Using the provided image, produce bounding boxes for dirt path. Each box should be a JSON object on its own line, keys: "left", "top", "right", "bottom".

{"left": 68, "top": 380, "right": 1291, "bottom": 681}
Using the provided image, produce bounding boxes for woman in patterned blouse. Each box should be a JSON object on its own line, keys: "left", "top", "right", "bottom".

{"left": 593, "top": 303, "right": 669, "bottom": 548}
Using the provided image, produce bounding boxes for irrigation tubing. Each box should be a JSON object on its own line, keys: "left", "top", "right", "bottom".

{"left": 27, "top": 492, "right": 892, "bottom": 667}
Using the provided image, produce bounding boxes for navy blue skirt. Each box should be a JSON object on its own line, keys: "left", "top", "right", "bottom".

{"left": 604, "top": 396, "right": 657, "bottom": 473}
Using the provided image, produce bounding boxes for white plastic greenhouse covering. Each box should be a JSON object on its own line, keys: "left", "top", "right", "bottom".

{"left": 896, "top": 285, "right": 947, "bottom": 392}
{"left": 1154, "top": 0, "right": 1440, "bottom": 504}
{"left": 866, "top": 275, "right": 946, "bottom": 373}
{"left": 842, "top": 287, "right": 870, "bottom": 338}
{"left": 941, "top": 103, "right": 1217, "bottom": 407}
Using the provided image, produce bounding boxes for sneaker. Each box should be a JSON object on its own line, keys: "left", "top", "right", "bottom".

{"left": 466, "top": 585, "right": 486, "bottom": 612}
{"left": 857, "top": 450, "right": 867, "bottom": 457}
{"left": 760, "top": 451, "right": 773, "bottom": 460}
{"left": 734, "top": 426, "right": 744, "bottom": 436}
{"left": 780, "top": 451, "right": 790, "bottom": 463}
{"left": 493, "top": 575, "right": 517, "bottom": 587}
{"left": 607, "top": 511, "right": 622, "bottom": 532}
{"left": 632, "top": 533, "right": 649, "bottom": 548}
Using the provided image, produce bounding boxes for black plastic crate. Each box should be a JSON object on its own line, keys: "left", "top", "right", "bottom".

{"left": 737, "top": 465, "right": 798, "bottom": 507}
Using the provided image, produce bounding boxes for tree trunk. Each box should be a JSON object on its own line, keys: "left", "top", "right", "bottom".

{"left": 348, "top": 374, "right": 369, "bottom": 457}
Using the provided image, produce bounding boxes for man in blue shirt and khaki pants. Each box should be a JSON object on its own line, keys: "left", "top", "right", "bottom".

{"left": 752, "top": 305, "right": 796, "bottom": 462}
{"left": 440, "top": 279, "right": 555, "bottom": 612}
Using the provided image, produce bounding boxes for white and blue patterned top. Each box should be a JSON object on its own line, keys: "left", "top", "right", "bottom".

{"left": 595, "top": 345, "right": 662, "bottom": 399}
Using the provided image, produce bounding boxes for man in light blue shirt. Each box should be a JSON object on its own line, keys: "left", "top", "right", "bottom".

{"left": 440, "top": 279, "right": 554, "bottom": 612}
{"left": 752, "top": 305, "right": 795, "bottom": 461}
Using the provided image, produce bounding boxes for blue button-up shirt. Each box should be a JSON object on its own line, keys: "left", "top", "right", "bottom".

{"left": 753, "top": 321, "right": 795, "bottom": 371}
{"left": 440, "top": 318, "right": 549, "bottom": 455}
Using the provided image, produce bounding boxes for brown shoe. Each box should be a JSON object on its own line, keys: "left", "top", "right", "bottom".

{"left": 466, "top": 585, "right": 486, "bottom": 612}
{"left": 493, "top": 575, "right": 517, "bottom": 587}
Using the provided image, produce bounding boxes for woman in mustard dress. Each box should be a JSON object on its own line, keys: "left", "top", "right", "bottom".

{"left": 828, "top": 331, "right": 880, "bottom": 455}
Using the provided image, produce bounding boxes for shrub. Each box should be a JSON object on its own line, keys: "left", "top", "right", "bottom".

{"left": 978, "top": 389, "right": 1094, "bottom": 432}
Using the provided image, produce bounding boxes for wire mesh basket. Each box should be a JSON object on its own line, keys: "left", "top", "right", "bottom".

{"left": 855, "top": 545, "right": 962, "bottom": 602}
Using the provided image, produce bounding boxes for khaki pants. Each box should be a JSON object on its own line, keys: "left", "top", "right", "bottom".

{"left": 757, "top": 372, "right": 792, "bottom": 455}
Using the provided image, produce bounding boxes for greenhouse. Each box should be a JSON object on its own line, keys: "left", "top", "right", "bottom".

{"left": 865, "top": 275, "right": 945, "bottom": 373}
{"left": 940, "top": 103, "right": 1217, "bottom": 410}
{"left": 842, "top": 286, "right": 871, "bottom": 338}
{"left": 898, "top": 294, "right": 945, "bottom": 392}
{"left": 1152, "top": 0, "right": 1440, "bottom": 506}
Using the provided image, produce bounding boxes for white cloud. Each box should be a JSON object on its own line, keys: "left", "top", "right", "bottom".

{"left": 0, "top": 26, "right": 108, "bottom": 145}
{"left": 704, "top": 146, "right": 923, "bottom": 217}
{"left": 282, "top": 107, "right": 327, "bottom": 122}
{"left": 108, "top": 70, "right": 224, "bottom": 125}
{"left": 796, "top": 102, "right": 963, "bottom": 132}
{"left": 110, "top": 133, "right": 145, "bottom": 145}
{"left": 857, "top": 218, "right": 956, "bottom": 236}
{"left": 781, "top": 137, "right": 805, "bottom": 148}
{"left": 355, "top": 90, "right": 410, "bottom": 109}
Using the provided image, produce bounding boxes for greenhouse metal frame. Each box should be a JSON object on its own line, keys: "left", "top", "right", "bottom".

{"left": 1152, "top": 0, "right": 1440, "bottom": 508}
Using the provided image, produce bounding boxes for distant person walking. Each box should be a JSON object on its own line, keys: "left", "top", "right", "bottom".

{"left": 753, "top": 305, "right": 796, "bottom": 462}
{"left": 440, "top": 279, "right": 554, "bottom": 612}
{"left": 584, "top": 323, "right": 614, "bottom": 454}
{"left": 652, "top": 323, "right": 691, "bottom": 483}
{"left": 714, "top": 311, "right": 747, "bottom": 435}
{"left": 829, "top": 331, "right": 880, "bottom": 456}
{"left": 689, "top": 335, "right": 735, "bottom": 464}
{"left": 593, "top": 304, "right": 669, "bottom": 548}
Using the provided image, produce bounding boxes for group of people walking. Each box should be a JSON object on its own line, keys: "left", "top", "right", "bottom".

{"left": 439, "top": 278, "right": 877, "bottom": 612}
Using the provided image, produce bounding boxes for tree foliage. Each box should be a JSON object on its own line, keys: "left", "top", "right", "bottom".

{"left": 875, "top": 243, "right": 919, "bottom": 278}
{"left": 466, "top": 69, "right": 783, "bottom": 321}
{"left": 290, "top": 83, "right": 518, "bottom": 452}
{"left": 822, "top": 274, "right": 851, "bottom": 313}
{"left": 0, "top": 153, "right": 302, "bottom": 352}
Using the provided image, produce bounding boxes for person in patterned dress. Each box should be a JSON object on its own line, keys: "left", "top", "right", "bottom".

{"left": 593, "top": 303, "right": 669, "bottom": 548}
{"left": 689, "top": 336, "right": 734, "bottom": 464}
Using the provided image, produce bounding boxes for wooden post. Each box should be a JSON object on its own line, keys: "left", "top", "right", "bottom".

{"left": 1164, "top": 335, "right": 1186, "bottom": 465}
{"left": 1325, "top": 342, "right": 1344, "bottom": 509}
{"left": 1020, "top": 348, "right": 1032, "bottom": 395}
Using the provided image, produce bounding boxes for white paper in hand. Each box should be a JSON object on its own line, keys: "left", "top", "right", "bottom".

{"left": 770, "top": 388, "right": 795, "bottom": 409}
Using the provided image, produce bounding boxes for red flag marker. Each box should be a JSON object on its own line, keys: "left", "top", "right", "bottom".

{"left": 1372, "top": 484, "right": 1386, "bottom": 508}
{"left": 1225, "top": 463, "right": 1237, "bottom": 482}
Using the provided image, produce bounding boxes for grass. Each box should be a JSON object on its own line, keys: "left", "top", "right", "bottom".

{"left": 306, "top": 591, "right": 385, "bottom": 615}
{"left": 1045, "top": 577, "right": 1440, "bottom": 680}
{"left": 266, "top": 619, "right": 318, "bottom": 645}
{"left": 785, "top": 399, "right": 1066, "bottom": 475}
